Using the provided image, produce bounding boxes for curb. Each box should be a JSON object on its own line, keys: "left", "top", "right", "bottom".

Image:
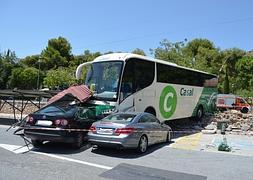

{"left": 0, "top": 118, "right": 17, "bottom": 126}
{"left": 0, "top": 113, "right": 26, "bottom": 126}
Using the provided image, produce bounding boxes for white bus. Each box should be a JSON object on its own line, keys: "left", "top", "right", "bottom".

{"left": 76, "top": 53, "right": 218, "bottom": 121}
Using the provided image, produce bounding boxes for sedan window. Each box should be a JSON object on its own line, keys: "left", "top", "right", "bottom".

{"left": 35, "top": 105, "right": 76, "bottom": 116}
{"left": 139, "top": 114, "right": 158, "bottom": 123}
{"left": 103, "top": 114, "right": 136, "bottom": 123}
{"left": 147, "top": 114, "right": 161, "bottom": 124}
{"left": 36, "top": 106, "right": 63, "bottom": 114}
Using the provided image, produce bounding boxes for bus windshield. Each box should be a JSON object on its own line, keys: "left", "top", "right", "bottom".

{"left": 85, "top": 61, "right": 123, "bottom": 101}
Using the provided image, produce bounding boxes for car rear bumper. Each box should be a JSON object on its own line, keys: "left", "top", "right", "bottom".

{"left": 24, "top": 126, "right": 83, "bottom": 143}
{"left": 88, "top": 133, "right": 138, "bottom": 148}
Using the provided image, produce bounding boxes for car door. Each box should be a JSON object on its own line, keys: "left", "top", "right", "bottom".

{"left": 145, "top": 114, "right": 166, "bottom": 143}
{"left": 137, "top": 115, "right": 153, "bottom": 145}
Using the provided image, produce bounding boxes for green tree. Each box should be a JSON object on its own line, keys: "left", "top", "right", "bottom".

{"left": 41, "top": 37, "right": 73, "bottom": 70}
{"left": 234, "top": 56, "right": 253, "bottom": 97}
{"left": 8, "top": 67, "right": 42, "bottom": 89}
{"left": 72, "top": 50, "right": 101, "bottom": 66}
{"left": 220, "top": 49, "right": 245, "bottom": 93}
{"left": 43, "top": 67, "right": 76, "bottom": 90}
{"left": 132, "top": 48, "right": 146, "bottom": 56}
{"left": 20, "top": 55, "right": 40, "bottom": 68}
{"left": 150, "top": 39, "right": 188, "bottom": 66}
{"left": 183, "top": 38, "right": 220, "bottom": 72}
{"left": 0, "top": 50, "right": 17, "bottom": 89}
{"left": 223, "top": 66, "right": 230, "bottom": 94}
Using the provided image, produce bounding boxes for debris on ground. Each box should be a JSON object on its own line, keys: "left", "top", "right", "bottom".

{"left": 218, "top": 137, "right": 232, "bottom": 152}
{"left": 202, "top": 109, "right": 253, "bottom": 135}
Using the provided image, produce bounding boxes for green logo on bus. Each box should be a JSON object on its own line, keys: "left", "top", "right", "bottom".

{"left": 159, "top": 85, "right": 177, "bottom": 119}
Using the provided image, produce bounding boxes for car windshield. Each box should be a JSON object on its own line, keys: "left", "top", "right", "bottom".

{"left": 35, "top": 105, "right": 75, "bottom": 116}
{"left": 85, "top": 61, "right": 123, "bottom": 101}
{"left": 102, "top": 114, "right": 136, "bottom": 123}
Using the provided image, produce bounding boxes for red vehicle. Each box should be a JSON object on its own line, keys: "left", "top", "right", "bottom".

{"left": 216, "top": 94, "right": 251, "bottom": 113}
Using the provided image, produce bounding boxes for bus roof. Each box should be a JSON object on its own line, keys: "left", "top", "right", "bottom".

{"left": 93, "top": 53, "right": 217, "bottom": 77}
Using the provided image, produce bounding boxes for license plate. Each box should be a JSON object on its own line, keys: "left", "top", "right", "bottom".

{"left": 36, "top": 120, "right": 53, "bottom": 126}
{"left": 97, "top": 128, "right": 114, "bottom": 135}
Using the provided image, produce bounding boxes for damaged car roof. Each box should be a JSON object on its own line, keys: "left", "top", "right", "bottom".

{"left": 47, "top": 85, "right": 92, "bottom": 105}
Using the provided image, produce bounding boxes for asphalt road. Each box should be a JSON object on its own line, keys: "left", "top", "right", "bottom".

{"left": 0, "top": 125, "right": 253, "bottom": 180}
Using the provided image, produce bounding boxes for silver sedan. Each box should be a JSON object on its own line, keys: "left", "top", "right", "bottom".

{"left": 88, "top": 112, "right": 172, "bottom": 153}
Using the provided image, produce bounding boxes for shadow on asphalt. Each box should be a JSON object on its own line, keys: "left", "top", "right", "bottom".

{"left": 90, "top": 142, "right": 171, "bottom": 159}
{"left": 31, "top": 141, "right": 92, "bottom": 154}
{"left": 17, "top": 117, "right": 211, "bottom": 156}
{"left": 166, "top": 118, "right": 206, "bottom": 139}
{"left": 31, "top": 141, "right": 172, "bottom": 158}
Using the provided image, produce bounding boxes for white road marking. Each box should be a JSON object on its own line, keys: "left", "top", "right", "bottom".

{"left": 33, "top": 151, "right": 113, "bottom": 170}
{"left": 0, "top": 143, "right": 113, "bottom": 170}
{"left": 211, "top": 137, "right": 215, "bottom": 144}
{"left": 0, "top": 144, "right": 30, "bottom": 154}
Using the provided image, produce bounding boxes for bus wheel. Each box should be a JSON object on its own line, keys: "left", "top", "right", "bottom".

{"left": 196, "top": 106, "right": 204, "bottom": 121}
{"left": 145, "top": 107, "right": 156, "bottom": 117}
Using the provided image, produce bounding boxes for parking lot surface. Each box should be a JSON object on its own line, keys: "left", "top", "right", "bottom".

{"left": 1, "top": 124, "right": 253, "bottom": 180}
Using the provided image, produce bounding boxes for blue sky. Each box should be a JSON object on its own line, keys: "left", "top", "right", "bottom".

{"left": 1, "top": 0, "right": 253, "bottom": 58}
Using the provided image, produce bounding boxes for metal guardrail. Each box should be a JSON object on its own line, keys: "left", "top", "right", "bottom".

{"left": 0, "top": 89, "right": 59, "bottom": 122}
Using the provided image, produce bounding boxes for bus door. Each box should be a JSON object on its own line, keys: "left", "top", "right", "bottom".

{"left": 118, "top": 58, "right": 155, "bottom": 113}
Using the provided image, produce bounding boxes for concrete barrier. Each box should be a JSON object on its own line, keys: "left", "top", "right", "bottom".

{"left": 0, "top": 113, "right": 27, "bottom": 126}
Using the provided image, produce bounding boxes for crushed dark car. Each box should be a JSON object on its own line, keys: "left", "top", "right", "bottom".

{"left": 23, "top": 85, "right": 115, "bottom": 149}
{"left": 24, "top": 103, "right": 93, "bottom": 148}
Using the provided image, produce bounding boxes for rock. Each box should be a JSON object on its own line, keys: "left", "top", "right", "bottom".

{"left": 193, "top": 125, "right": 203, "bottom": 130}
{"left": 235, "top": 122, "right": 241, "bottom": 128}
{"left": 205, "top": 124, "right": 217, "bottom": 130}
{"left": 216, "top": 129, "right": 221, "bottom": 134}
{"left": 238, "top": 113, "right": 243, "bottom": 118}
{"left": 248, "top": 118, "right": 253, "bottom": 126}
{"left": 201, "top": 129, "right": 216, "bottom": 134}
{"left": 241, "top": 124, "right": 251, "bottom": 131}
{"left": 226, "top": 125, "right": 233, "bottom": 131}
{"left": 211, "top": 121, "right": 217, "bottom": 126}
{"left": 231, "top": 110, "right": 238, "bottom": 114}
{"left": 232, "top": 129, "right": 242, "bottom": 133}
{"left": 243, "top": 114, "right": 249, "bottom": 119}
{"left": 231, "top": 126, "right": 240, "bottom": 130}
{"left": 248, "top": 131, "right": 253, "bottom": 136}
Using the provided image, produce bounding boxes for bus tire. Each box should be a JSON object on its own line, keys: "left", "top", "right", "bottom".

{"left": 195, "top": 106, "right": 204, "bottom": 121}
{"left": 145, "top": 107, "right": 156, "bottom": 117}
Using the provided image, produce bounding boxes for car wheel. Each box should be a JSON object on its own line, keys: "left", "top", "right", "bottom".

{"left": 72, "top": 133, "right": 83, "bottom": 149}
{"left": 137, "top": 135, "right": 148, "bottom": 153}
{"left": 166, "top": 131, "right": 171, "bottom": 143}
{"left": 31, "top": 140, "right": 43, "bottom": 148}
{"left": 196, "top": 106, "right": 204, "bottom": 121}
{"left": 241, "top": 107, "right": 249, "bottom": 114}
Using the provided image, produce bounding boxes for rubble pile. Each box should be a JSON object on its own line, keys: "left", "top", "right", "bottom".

{"left": 202, "top": 110, "right": 253, "bottom": 135}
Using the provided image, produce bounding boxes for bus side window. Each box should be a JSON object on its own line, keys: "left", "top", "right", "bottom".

{"left": 120, "top": 59, "right": 134, "bottom": 101}
{"left": 133, "top": 59, "right": 155, "bottom": 92}
{"left": 120, "top": 58, "right": 155, "bottom": 102}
